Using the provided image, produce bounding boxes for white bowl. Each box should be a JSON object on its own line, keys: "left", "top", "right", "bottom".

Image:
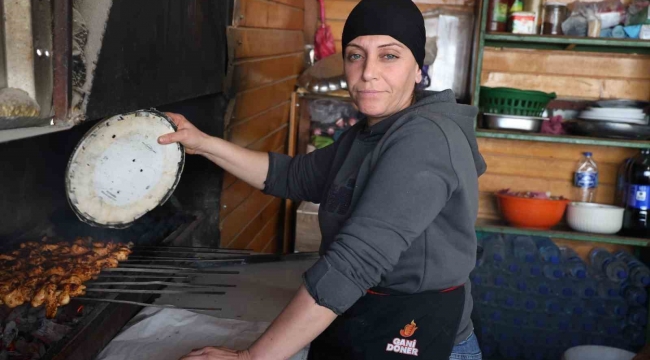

{"left": 566, "top": 202, "right": 624, "bottom": 234}
{"left": 563, "top": 345, "right": 635, "bottom": 360}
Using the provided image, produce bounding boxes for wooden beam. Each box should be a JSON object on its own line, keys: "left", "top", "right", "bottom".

{"left": 229, "top": 102, "right": 290, "bottom": 147}
{"left": 233, "top": 53, "right": 304, "bottom": 92}
{"left": 235, "top": 77, "right": 297, "bottom": 120}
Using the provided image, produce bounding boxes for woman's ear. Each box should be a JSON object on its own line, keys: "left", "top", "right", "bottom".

{"left": 415, "top": 66, "right": 423, "bottom": 84}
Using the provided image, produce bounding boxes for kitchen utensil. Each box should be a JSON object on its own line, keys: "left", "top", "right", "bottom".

{"left": 65, "top": 109, "right": 185, "bottom": 228}
{"left": 564, "top": 120, "right": 650, "bottom": 140}
{"left": 579, "top": 107, "right": 648, "bottom": 124}
{"left": 594, "top": 99, "right": 650, "bottom": 109}
{"left": 479, "top": 87, "right": 556, "bottom": 117}
{"left": 563, "top": 346, "right": 635, "bottom": 360}
{"left": 496, "top": 192, "right": 569, "bottom": 229}
{"left": 483, "top": 113, "right": 549, "bottom": 132}
{"left": 566, "top": 202, "right": 624, "bottom": 234}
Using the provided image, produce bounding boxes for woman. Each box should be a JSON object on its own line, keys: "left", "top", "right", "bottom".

{"left": 162, "top": 0, "right": 486, "bottom": 359}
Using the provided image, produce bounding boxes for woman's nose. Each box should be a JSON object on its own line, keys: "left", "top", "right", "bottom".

{"left": 362, "top": 58, "right": 379, "bottom": 82}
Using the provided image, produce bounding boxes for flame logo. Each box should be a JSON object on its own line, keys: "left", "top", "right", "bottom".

{"left": 400, "top": 320, "right": 418, "bottom": 338}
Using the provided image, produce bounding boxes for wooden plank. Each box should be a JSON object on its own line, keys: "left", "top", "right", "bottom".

{"left": 483, "top": 48, "right": 650, "bottom": 80}
{"left": 260, "top": 235, "right": 280, "bottom": 253}
{"left": 479, "top": 173, "right": 616, "bottom": 204}
{"left": 478, "top": 192, "right": 500, "bottom": 220}
{"left": 482, "top": 153, "right": 619, "bottom": 185}
{"left": 225, "top": 197, "right": 282, "bottom": 249}
{"left": 220, "top": 180, "right": 256, "bottom": 219}
{"left": 233, "top": 53, "right": 304, "bottom": 92}
{"left": 223, "top": 172, "right": 238, "bottom": 190}
{"left": 235, "top": 77, "right": 297, "bottom": 120}
{"left": 220, "top": 190, "right": 276, "bottom": 245}
{"left": 481, "top": 70, "right": 650, "bottom": 101}
{"left": 335, "top": 41, "right": 343, "bottom": 54}
{"left": 324, "top": 0, "right": 474, "bottom": 21}
{"left": 328, "top": 20, "right": 344, "bottom": 41}
{"left": 602, "top": 79, "right": 650, "bottom": 101}
{"left": 235, "top": 0, "right": 304, "bottom": 30}
{"left": 480, "top": 71, "right": 602, "bottom": 99}
{"left": 230, "top": 27, "right": 304, "bottom": 59}
{"left": 273, "top": 0, "right": 304, "bottom": 9}
{"left": 477, "top": 137, "right": 639, "bottom": 163}
{"left": 245, "top": 208, "right": 282, "bottom": 251}
{"left": 248, "top": 124, "right": 289, "bottom": 151}
{"left": 229, "top": 102, "right": 290, "bottom": 147}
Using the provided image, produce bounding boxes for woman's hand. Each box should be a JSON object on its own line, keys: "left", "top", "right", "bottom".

{"left": 179, "top": 346, "right": 252, "bottom": 360}
{"left": 158, "top": 112, "right": 209, "bottom": 155}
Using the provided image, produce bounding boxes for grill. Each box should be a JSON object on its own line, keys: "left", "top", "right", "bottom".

{"left": 0, "top": 213, "right": 284, "bottom": 360}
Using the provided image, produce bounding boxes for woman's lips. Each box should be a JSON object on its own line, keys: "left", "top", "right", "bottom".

{"left": 356, "top": 90, "right": 385, "bottom": 98}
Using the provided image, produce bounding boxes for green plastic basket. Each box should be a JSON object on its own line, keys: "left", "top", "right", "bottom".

{"left": 479, "top": 87, "right": 556, "bottom": 117}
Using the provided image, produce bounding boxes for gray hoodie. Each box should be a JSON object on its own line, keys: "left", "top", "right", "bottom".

{"left": 263, "top": 90, "right": 486, "bottom": 343}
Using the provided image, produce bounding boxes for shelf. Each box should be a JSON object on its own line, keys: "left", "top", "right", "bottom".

{"left": 476, "top": 219, "right": 650, "bottom": 247}
{"left": 484, "top": 33, "right": 650, "bottom": 54}
{"left": 0, "top": 123, "right": 73, "bottom": 143}
{"left": 475, "top": 129, "right": 650, "bottom": 148}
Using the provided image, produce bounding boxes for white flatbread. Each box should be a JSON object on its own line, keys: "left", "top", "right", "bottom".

{"left": 66, "top": 110, "right": 184, "bottom": 228}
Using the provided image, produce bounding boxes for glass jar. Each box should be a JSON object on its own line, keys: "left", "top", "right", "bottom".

{"left": 542, "top": 3, "right": 568, "bottom": 35}
{"left": 487, "top": 0, "right": 509, "bottom": 32}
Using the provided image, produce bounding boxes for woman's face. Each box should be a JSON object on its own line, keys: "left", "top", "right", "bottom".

{"left": 344, "top": 35, "right": 422, "bottom": 123}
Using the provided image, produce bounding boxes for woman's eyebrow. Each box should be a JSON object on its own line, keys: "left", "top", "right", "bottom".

{"left": 378, "top": 43, "right": 404, "bottom": 49}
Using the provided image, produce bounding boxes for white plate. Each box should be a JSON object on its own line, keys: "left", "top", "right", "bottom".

{"left": 66, "top": 110, "right": 184, "bottom": 228}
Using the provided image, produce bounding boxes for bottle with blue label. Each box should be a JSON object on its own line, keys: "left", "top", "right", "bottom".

{"left": 574, "top": 152, "right": 599, "bottom": 203}
{"left": 621, "top": 281, "right": 648, "bottom": 306}
{"left": 623, "top": 149, "right": 650, "bottom": 237}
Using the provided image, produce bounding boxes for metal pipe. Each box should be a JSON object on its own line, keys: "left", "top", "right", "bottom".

{"left": 75, "top": 297, "right": 222, "bottom": 311}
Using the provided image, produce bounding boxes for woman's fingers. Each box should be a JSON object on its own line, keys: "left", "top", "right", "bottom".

{"left": 179, "top": 347, "right": 242, "bottom": 360}
{"left": 165, "top": 112, "right": 189, "bottom": 128}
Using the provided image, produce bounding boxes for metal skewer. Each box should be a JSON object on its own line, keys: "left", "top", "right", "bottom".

{"left": 85, "top": 288, "right": 227, "bottom": 295}
{"left": 135, "top": 246, "right": 252, "bottom": 253}
{"left": 75, "top": 297, "right": 222, "bottom": 311}
{"left": 95, "top": 274, "right": 193, "bottom": 280}
{"left": 101, "top": 267, "right": 239, "bottom": 275}
{"left": 109, "top": 264, "right": 242, "bottom": 271}
{"left": 86, "top": 281, "right": 236, "bottom": 288}
{"left": 123, "top": 258, "right": 246, "bottom": 263}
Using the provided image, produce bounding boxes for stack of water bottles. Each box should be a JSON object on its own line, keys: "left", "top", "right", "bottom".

{"left": 471, "top": 234, "right": 649, "bottom": 360}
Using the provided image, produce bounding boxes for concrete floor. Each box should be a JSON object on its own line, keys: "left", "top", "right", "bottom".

{"left": 154, "top": 256, "right": 318, "bottom": 322}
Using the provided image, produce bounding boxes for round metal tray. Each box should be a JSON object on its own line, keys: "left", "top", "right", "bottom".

{"left": 564, "top": 119, "right": 650, "bottom": 140}
{"left": 65, "top": 109, "right": 185, "bottom": 228}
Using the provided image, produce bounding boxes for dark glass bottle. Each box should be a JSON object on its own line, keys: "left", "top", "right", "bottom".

{"left": 614, "top": 158, "right": 633, "bottom": 207}
{"left": 623, "top": 149, "right": 650, "bottom": 237}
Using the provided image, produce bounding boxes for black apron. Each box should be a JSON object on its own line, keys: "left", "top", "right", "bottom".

{"left": 308, "top": 286, "right": 465, "bottom": 360}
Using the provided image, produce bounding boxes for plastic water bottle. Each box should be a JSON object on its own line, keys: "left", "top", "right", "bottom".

{"left": 597, "top": 280, "right": 622, "bottom": 299}
{"left": 476, "top": 288, "right": 497, "bottom": 305}
{"left": 484, "top": 234, "right": 507, "bottom": 266}
{"left": 599, "top": 319, "right": 623, "bottom": 336}
{"left": 574, "top": 152, "right": 599, "bottom": 202}
{"left": 623, "top": 326, "right": 646, "bottom": 349}
{"left": 549, "top": 314, "right": 573, "bottom": 331}
{"left": 521, "top": 262, "right": 543, "bottom": 278}
{"left": 532, "top": 237, "right": 560, "bottom": 263}
{"left": 614, "top": 250, "right": 650, "bottom": 287}
{"left": 479, "top": 334, "right": 498, "bottom": 358}
{"left": 511, "top": 235, "right": 538, "bottom": 263}
{"left": 543, "top": 263, "right": 564, "bottom": 280}
{"left": 576, "top": 278, "right": 597, "bottom": 299}
{"left": 522, "top": 296, "right": 540, "bottom": 312}
{"left": 627, "top": 306, "right": 648, "bottom": 326}
{"left": 606, "top": 298, "right": 629, "bottom": 318}
{"left": 590, "top": 248, "right": 628, "bottom": 282}
{"left": 621, "top": 282, "right": 648, "bottom": 306}
{"left": 497, "top": 290, "right": 520, "bottom": 310}
{"left": 488, "top": 272, "right": 511, "bottom": 289}
{"left": 556, "top": 279, "right": 576, "bottom": 297}
{"left": 544, "top": 298, "right": 562, "bottom": 314}
{"left": 529, "top": 278, "right": 553, "bottom": 296}
{"left": 564, "top": 299, "right": 586, "bottom": 315}
{"left": 560, "top": 247, "right": 587, "bottom": 279}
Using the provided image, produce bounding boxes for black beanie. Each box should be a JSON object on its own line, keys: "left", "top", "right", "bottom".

{"left": 342, "top": 0, "right": 426, "bottom": 69}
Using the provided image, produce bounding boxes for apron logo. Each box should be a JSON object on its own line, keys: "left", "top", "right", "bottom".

{"left": 400, "top": 320, "right": 418, "bottom": 337}
{"left": 385, "top": 321, "right": 419, "bottom": 356}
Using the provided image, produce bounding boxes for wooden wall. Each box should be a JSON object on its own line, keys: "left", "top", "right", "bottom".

{"left": 220, "top": 0, "right": 305, "bottom": 253}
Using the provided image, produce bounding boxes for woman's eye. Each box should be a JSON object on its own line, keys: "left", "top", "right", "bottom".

{"left": 347, "top": 53, "right": 362, "bottom": 61}
{"left": 383, "top": 54, "right": 398, "bottom": 60}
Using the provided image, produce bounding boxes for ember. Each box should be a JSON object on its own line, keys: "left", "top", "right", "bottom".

{"left": 76, "top": 306, "right": 83, "bottom": 315}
